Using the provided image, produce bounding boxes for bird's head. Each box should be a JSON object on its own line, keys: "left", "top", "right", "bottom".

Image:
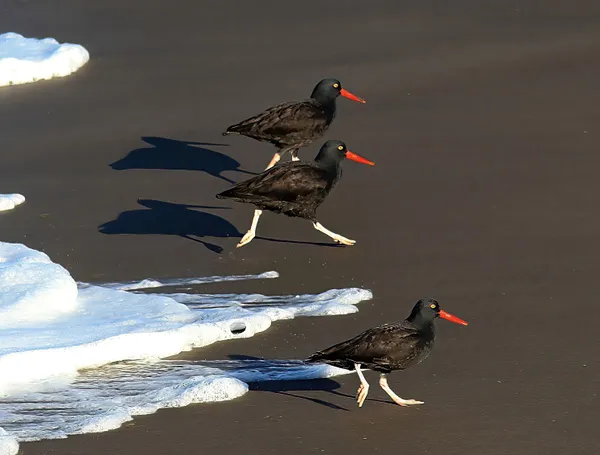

{"left": 409, "top": 298, "right": 468, "bottom": 326}
{"left": 311, "top": 78, "right": 366, "bottom": 104}
{"left": 315, "top": 140, "right": 375, "bottom": 166}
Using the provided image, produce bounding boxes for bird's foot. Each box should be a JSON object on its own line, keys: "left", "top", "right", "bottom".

{"left": 390, "top": 397, "right": 424, "bottom": 407}
{"left": 356, "top": 383, "right": 369, "bottom": 408}
{"left": 236, "top": 231, "right": 255, "bottom": 248}
{"left": 333, "top": 235, "right": 356, "bottom": 246}
{"left": 313, "top": 222, "right": 356, "bottom": 246}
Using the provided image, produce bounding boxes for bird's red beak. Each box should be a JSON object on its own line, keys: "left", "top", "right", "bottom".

{"left": 439, "top": 310, "right": 468, "bottom": 326}
{"left": 340, "top": 88, "right": 366, "bottom": 104}
{"left": 346, "top": 150, "right": 375, "bottom": 166}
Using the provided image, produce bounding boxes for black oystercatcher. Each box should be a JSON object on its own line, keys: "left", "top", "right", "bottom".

{"left": 216, "top": 140, "right": 374, "bottom": 248}
{"left": 222, "top": 79, "right": 366, "bottom": 170}
{"left": 306, "top": 298, "right": 468, "bottom": 408}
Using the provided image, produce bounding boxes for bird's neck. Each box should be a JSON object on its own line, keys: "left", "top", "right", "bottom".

{"left": 311, "top": 93, "right": 337, "bottom": 110}
{"left": 406, "top": 314, "right": 436, "bottom": 334}
{"left": 314, "top": 153, "right": 342, "bottom": 175}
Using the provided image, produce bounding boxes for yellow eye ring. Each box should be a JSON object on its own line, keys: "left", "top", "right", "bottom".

{"left": 430, "top": 303, "right": 436, "bottom": 309}
{"left": 337, "top": 145, "right": 344, "bottom": 150}
{"left": 333, "top": 83, "right": 339, "bottom": 88}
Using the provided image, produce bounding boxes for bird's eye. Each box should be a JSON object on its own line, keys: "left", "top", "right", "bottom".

{"left": 333, "top": 83, "right": 339, "bottom": 88}
{"left": 430, "top": 303, "right": 436, "bottom": 309}
{"left": 337, "top": 145, "right": 344, "bottom": 150}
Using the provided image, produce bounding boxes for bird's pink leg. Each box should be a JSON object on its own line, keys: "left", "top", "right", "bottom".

{"left": 266, "top": 148, "right": 300, "bottom": 169}
{"left": 379, "top": 374, "right": 424, "bottom": 407}
{"left": 355, "top": 364, "right": 370, "bottom": 407}
{"left": 313, "top": 221, "right": 356, "bottom": 246}
{"left": 236, "top": 210, "right": 262, "bottom": 248}
{"left": 265, "top": 153, "right": 281, "bottom": 170}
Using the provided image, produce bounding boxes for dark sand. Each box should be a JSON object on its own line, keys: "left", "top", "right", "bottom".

{"left": 2, "top": 1, "right": 600, "bottom": 454}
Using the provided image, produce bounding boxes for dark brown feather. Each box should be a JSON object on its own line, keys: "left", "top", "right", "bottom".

{"left": 224, "top": 99, "right": 334, "bottom": 149}
{"left": 306, "top": 320, "right": 436, "bottom": 373}
{"left": 216, "top": 161, "right": 336, "bottom": 220}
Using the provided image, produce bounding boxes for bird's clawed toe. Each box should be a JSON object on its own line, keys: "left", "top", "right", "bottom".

{"left": 236, "top": 232, "right": 255, "bottom": 248}
{"left": 356, "top": 384, "right": 369, "bottom": 407}
{"left": 391, "top": 398, "right": 424, "bottom": 407}
{"left": 334, "top": 236, "right": 356, "bottom": 246}
{"left": 356, "top": 383, "right": 364, "bottom": 398}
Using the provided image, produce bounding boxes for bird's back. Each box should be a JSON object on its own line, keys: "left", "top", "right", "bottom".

{"left": 307, "top": 321, "right": 436, "bottom": 373}
{"left": 216, "top": 162, "right": 336, "bottom": 219}
{"left": 224, "top": 99, "right": 334, "bottom": 147}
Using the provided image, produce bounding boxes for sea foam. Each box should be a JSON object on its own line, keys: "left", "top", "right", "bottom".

{"left": 0, "top": 241, "right": 371, "bottom": 452}
{"left": 0, "top": 33, "right": 89, "bottom": 87}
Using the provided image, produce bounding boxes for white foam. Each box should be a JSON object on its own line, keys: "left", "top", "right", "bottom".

{"left": 0, "top": 33, "right": 89, "bottom": 87}
{"left": 0, "top": 194, "right": 25, "bottom": 212}
{"left": 0, "top": 359, "right": 351, "bottom": 444}
{"left": 0, "top": 241, "right": 372, "bottom": 452}
{"left": 0, "top": 429, "right": 18, "bottom": 455}
{"left": 0, "top": 243, "right": 77, "bottom": 327}
{"left": 101, "top": 270, "right": 279, "bottom": 291}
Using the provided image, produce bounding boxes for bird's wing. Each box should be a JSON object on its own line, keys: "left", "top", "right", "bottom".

{"left": 229, "top": 100, "right": 327, "bottom": 136}
{"left": 259, "top": 101, "right": 328, "bottom": 136}
{"left": 219, "top": 163, "right": 331, "bottom": 203}
{"left": 310, "top": 322, "right": 420, "bottom": 365}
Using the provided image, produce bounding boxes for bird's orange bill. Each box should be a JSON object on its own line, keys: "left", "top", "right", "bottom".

{"left": 346, "top": 151, "right": 375, "bottom": 166}
{"left": 439, "top": 310, "right": 468, "bottom": 326}
{"left": 340, "top": 88, "right": 366, "bottom": 104}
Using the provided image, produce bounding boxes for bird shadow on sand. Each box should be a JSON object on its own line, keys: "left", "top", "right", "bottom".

{"left": 254, "top": 235, "right": 343, "bottom": 248}
{"left": 98, "top": 199, "right": 241, "bottom": 253}
{"left": 221, "top": 354, "right": 350, "bottom": 411}
{"left": 110, "top": 136, "right": 257, "bottom": 184}
{"left": 250, "top": 378, "right": 350, "bottom": 411}
{"left": 224, "top": 355, "right": 399, "bottom": 409}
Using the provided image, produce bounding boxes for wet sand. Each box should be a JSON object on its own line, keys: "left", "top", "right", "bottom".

{"left": 2, "top": 1, "right": 600, "bottom": 454}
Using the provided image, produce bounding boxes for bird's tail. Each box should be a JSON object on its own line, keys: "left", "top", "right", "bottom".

{"left": 222, "top": 123, "right": 246, "bottom": 136}
{"left": 305, "top": 351, "right": 354, "bottom": 370}
{"left": 216, "top": 185, "right": 258, "bottom": 202}
{"left": 215, "top": 187, "right": 237, "bottom": 199}
{"left": 305, "top": 351, "right": 325, "bottom": 363}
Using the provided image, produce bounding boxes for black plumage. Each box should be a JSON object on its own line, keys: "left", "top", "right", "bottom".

{"left": 216, "top": 140, "right": 374, "bottom": 248}
{"left": 307, "top": 319, "right": 433, "bottom": 374}
{"left": 224, "top": 99, "right": 332, "bottom": 151}
{"left": 217, "top": 162, "right": 333, "bottom": 221}
{"left": 222, "top": 79, "right": 365, "bottom": 169}
{"left": 307, "top": 298, "right": 468, "bottom": 407}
